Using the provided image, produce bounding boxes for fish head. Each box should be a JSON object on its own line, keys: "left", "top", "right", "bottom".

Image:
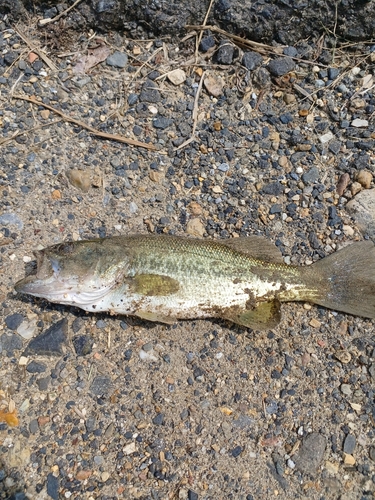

{"left": 15, "top": 240, "right": 128, "bottom": 306}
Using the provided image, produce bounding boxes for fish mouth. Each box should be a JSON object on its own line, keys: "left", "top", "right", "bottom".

{"left": 15, "top": 248, "right": 116, "bottom": 305}
{"left": 15, "top": 249, "right": 70, "bottom": 297}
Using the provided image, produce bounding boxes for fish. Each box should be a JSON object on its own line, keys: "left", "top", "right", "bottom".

{"left": 14, "top": 234, "right": 375, "bottom": 330}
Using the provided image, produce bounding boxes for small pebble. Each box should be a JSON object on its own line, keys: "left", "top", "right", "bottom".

{"left": 167, "top": 69, "right": 186, "bottom": 85}
{"left": 5, "top": 313, "right": 24, "bottom": 331}
{"left": 294, "top": 433, "right": 326, "bottom": 473}
{"left": 106, "top": 51, "right": 128, "bottom": 68}
{"left": 268, "top": 57, "right": 295, "bottom": 76}
{"left": 343, "top": 434, "right": 356, "bottom": 454}
{"left": 351, "top": 118, "right": 368, "bottom": 127}
{"left": 242, "top": 51, "right": 263, "bottom": 70}
{"left": 24, "top": 319, "right": 68, "bottom": 356}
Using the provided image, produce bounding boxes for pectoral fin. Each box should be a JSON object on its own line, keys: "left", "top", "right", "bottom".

{"left": 134, "top": 310, "right": 177, "bottom": 325}
{"left": 130, "top": 274, "right": 180, "bottom": 296}
{"left": 223, "top": 300, "right": 281, "bottom": 330}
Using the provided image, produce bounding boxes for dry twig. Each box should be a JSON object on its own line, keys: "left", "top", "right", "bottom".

{"left": 175, "top": 71, "right": 205, "bottom": 150}
{"left": 187, "top": 25, "right": 284, "bottom": 56}
{"left": 38, "top": 0, "right": 85, "bottom": 26}
{"left": 12, "top": 94, "right": 158, "bottom": 151}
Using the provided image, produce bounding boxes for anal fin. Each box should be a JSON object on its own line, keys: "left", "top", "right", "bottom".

{"left": 223, "top": 300, "right": 281, "bottom": 330}
{"left": 135, "top": 310, "right": 177, "bottom": 325}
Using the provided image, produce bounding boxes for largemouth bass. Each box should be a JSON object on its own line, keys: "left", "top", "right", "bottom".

{"left": 15, "top": 234, "right": 375, "bottom": 330}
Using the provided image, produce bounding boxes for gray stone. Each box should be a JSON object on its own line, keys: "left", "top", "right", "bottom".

{"left": 302, "top": 166, "right": 319, "bottom": 184}
{"left": 129, "top": 201, "right": 138, "bottom": 214}
{"left": 26, "top": 361, "right": 47, "bottom": 373}
{"left": 346, "top": 189, "right": 375, "bottom": 237}
{"left": 24, "top": 319, "right": 68, "bottom": 356}
{"left": 200, "top": 35, "right": 215, "bottom": 52}
{"left": 343, "top": 434, "right": 356, "bottom": 454}
{"left": 36, "top": 375, "right": 51, "bottom": 391}
{"left": 106, "top": 50, "right": 128, "bottom": 68}
{"left": 232, "top": 415, "right": 253, "bottom": 429}
{"left": 5, "top": 313, "right": 24, "bottom": 331}
{"left": 152, "top": 413, "right": 164, "bottom": 425}
{"left": 29, "top": 419, "right": 39, "bottom": 434}
{"left": 46, "top": 472, "right": 59, "bottom": 500}
{"left": 0, "top": 332, "right": 23, "bottom": 356}
{"left": 216, "top": 42, "right": 234, "bottom": 65}
{"left": 73, "top": 335, "right": 94, "bottom": 356}
{"left": 268, "top": 57, "right": 295, "bottom": 77}
{"left": 90, "top": 375, "right": 113, "bottom": 396}
{"left": 0, "top": 213, "right": 23, "bottom": 230}
{"left": 262, "top": 182, "right": 284, "bottom": 196}
{"left": 139, "top": 79, "right": 161, "bottom": 103}
{"left": 142, "top": 342, "right": 153, "bottom": 352}
{"left": 340, "top": 383, "right": 352, "bottom": 396}
{"left": 329, "top": 140, "right": 341, "bottom": 155}
{"left": 242, "top": 51, "right": 263, "bottom": 70}
{"left": 153, "top": 117, "right": 173, "bottom": 129}
{"left": 294, "top": 433, "right": 326, "bottom": 473}
{"left": 75, "top": 77, "right": 91, "bottom": 88}
{"left": 328, "top": 67, "right": 340, "bottom": 80}
{"left": 283, "top": 46, "right": 298, "bottom": 57}
{"left": 128, "top": 93, "right": 138, "bottom": 105}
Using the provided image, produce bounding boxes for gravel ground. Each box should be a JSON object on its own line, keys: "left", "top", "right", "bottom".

{"left": 0, "top": 18, "right": 375, "bottom": 500}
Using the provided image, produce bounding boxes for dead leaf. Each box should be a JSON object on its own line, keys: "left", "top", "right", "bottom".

{"left": 73, "top": 45, "right": 111, "bottom": 74}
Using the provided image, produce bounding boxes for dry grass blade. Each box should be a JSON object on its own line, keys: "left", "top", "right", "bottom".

{"left": 13, "top": 26, "right": 58, "bottom": 72}
{"left": 195, "top": 0, "right": 216, "bottom": 59}
{"left": 186, "top": 24, "right": 284, "bottom": 56}
{"left": 12, "top": 94, "right": 158, "bottom": 151}
{"left": 0, "top": 119, "right": 61, "bottom": 146}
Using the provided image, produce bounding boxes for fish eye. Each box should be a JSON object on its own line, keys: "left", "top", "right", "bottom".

{"left": 56, "top": 243, "right": 74, "bottom": 254}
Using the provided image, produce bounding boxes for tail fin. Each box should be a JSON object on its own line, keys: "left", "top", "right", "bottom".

{"left": 308, "top": 241, "right": 375, "bottom": 319}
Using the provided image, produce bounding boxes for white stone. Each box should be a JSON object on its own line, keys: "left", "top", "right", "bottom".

{"left": 351, "top": 119, "right": 368, "bottom": 128}
{"left": 167, "top": 69, "right": 186, "bottom": 85}
{"left": 123, "top": 442, "right": 137, "bottom": 455}
{"left": 319, "top": 131, "right": 334, "bottom": 143}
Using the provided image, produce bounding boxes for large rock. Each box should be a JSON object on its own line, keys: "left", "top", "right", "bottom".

{"left": 1, "top": 0, "right": 374, "bottom": 44}
{"left": 346, "top": 188, "right": 375, "bottom": 237}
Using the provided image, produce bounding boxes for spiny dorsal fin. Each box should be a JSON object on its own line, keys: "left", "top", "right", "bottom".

{"left": 220, "top": 236, "right": 284, "bottom": 263}
{"left": 130, "top": 274, "right": 180, "bottom": 296}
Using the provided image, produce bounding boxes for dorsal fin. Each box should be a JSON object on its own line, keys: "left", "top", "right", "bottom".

{"left": 220, "top": 236, "right": 284, "bottom": 263}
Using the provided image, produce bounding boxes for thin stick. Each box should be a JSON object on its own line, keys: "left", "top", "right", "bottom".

{"left": 38, "top": 0, "right": 85, "bottom": 26}
{"left": 175, "top": 71, "right": 205, "bottom": 151}
{"left": 13, "top": 26, "right": 58, "bottom": 72}
{"left": 12, "top": 94, "right": 158, "bottom": 151}
{"left": 0, "top": 119, "right": 62, "bottom": 146}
